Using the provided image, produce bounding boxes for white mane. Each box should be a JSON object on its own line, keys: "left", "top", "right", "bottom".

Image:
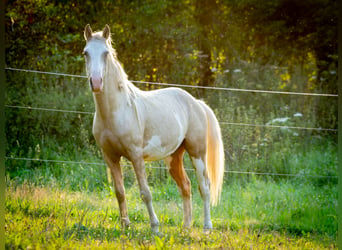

{"left": 105, "top": 44, "right": 140, "bottom": 106}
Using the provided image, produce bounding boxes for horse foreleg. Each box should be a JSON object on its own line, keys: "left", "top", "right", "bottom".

{"left": 103, "top": 153, "right": 130, "bottom": 228}
{"left": 132, "top": 158, "right": 159, "bottom": 233}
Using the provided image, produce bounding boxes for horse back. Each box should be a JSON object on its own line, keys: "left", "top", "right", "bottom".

{"left": 140, "top": 87, "right": 206, "bottom": 160}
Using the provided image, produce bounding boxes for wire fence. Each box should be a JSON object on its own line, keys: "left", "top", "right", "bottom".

{"left": 5, "top": 67, "right": 338, "bottom": 179}
{"left": 5, "top": 67, "right": 339, "bottom": 97}
{"left": 4, "top": 105, "right": 337, "bottom": 132}
{"left": 4, "top": 156, "right": 337, "bottom": 179}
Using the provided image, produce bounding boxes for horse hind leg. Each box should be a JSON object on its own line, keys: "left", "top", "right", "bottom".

{"left": 190, "top": 154, "right": 212, "bottom": 230}
{"left": 165, "top": 145, "right": 192, "bottom": 228}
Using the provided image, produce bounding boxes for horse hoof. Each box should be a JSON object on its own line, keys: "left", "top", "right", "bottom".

{"left": 203, "top": 221, "right": 213, "bottom": 230}
{"left": 151, "top": 223, "right": 160, "bottom": 234}
{"left": 121, "top": 218, "right": 130, "bottom": 228}
{"left": 182, "top": 222, "right": 191, "bottom": 229}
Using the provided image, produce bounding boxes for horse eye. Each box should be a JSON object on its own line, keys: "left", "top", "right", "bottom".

{"left": 103, "top": 51, "right": 109, "bottom": 58}
{"left": 83, "top": 51, "right": 89, "bottom": 57}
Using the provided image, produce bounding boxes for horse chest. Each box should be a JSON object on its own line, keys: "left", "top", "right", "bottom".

{"left": 93, "top": 115, "right": 141, "bottom": 157}
{"left": 93, "top": 126, "right": 119, "bottom": 151}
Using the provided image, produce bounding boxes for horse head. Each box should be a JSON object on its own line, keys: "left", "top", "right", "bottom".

{"left": 83, "top": 24, "right": 112, "bottom": 92}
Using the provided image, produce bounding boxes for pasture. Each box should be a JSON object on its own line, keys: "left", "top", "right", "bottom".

{"left": 5, "top": 126, "right": 338, "bottom": 248}
{"left": 5, "top": 176, "right": 337, "bottom": 249}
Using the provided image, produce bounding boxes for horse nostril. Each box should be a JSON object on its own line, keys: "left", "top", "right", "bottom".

{"left": 89, "top": 78, "right": 94, "bottom": 91}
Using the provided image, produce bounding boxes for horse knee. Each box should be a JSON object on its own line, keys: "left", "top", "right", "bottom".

{"left": 115, "top": 187, "right": 125, "bottom": 203}
{"left": 182, "top": 178, "right": 191, "bottom": 198}
{"left": 198, "top": 183, "right": 210, "bottom": 200}
{"left": 140, "top": 190, "right": 152, "bottom": 203}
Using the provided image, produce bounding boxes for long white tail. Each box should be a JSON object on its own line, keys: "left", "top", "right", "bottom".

{"left": 199, "top": 101, "right": 225, "bottom": 206}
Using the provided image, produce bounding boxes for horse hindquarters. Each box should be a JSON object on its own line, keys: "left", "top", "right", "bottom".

{"left": 182, "top": 100, "right": 212, "bottom": 229}
{"left": 184, "top": 100, "right": 224, "bottom": 229}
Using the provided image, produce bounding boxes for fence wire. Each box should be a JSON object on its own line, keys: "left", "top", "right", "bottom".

{"left": 5, "top": 156, "right": 337, "bottom": 179}
{"left": 4, "top": 104, "right": 337, "bottom": 132}
{"left": 4, "top": 67, "right": 338, "bottom": 179}
{"left": 5, "top": 67, "right": 338, "bottom": 97}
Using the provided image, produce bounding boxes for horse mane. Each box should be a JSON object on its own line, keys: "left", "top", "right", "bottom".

{"left": 93, "top": 33, "right": 139, "bottom": 106}
{"left": 108, "top": 58, "right": 139, "bottom": 106}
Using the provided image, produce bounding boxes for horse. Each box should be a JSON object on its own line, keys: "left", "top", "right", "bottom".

{"left": 83, "top": 24, "right": 225, "bottom": 233}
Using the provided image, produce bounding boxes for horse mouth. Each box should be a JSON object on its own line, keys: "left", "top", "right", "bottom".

{"left": 90, "top": 78, "right": 103, "bottom": 92}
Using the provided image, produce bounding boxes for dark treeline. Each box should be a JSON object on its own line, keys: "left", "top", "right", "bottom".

{"left": 6, "top": 0, "right": 337, "bottom": 91}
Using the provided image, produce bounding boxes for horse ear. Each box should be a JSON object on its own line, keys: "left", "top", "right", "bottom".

{"left": 84, "top": 24, "right": 92, "bottom": 41}
{"left": 103, "top": 24, "right": 111, "bottom": 39}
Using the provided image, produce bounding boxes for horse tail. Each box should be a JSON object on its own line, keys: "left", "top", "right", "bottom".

{"left": 199, "top": 101, "right": 225, "bottom": 206}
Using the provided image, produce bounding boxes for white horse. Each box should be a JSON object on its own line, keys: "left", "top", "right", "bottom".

{"left": 83, "top": 24, "right": 224, "bottom": 233}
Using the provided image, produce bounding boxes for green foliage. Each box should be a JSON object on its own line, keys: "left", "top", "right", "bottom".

{"left": 5, "top": 0, "right": 338, "bottom": 91}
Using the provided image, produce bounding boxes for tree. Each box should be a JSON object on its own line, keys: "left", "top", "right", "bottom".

{"left": 227, "top": 0, "right": 338, "bottom": 93}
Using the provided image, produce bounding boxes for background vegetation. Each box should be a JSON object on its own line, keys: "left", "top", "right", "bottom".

{"left": 5, "top": 0, "right": 337, "bottom": 248}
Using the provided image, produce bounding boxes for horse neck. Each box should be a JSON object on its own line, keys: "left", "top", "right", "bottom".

{"left": 93, "top": 57, "right": 132, "bottom": 119}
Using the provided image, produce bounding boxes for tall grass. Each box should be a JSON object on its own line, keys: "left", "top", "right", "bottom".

{"left": 6, "top": 132, "right": 337, "bottom": 194}
{"left": 5, "top": 178, "right": 337, "bottom": 249}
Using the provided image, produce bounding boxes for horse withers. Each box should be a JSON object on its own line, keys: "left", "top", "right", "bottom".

{"left": 83, "top": 24, "right": 225, "bottom": 233}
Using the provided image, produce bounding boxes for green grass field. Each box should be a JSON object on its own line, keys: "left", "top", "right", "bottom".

{"left": 5, "top": 176, "right": 337, "bottom": 249}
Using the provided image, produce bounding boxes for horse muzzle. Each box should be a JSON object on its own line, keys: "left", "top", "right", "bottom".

{"left": 90, "top": 77, "right": 103, "bottom": 92}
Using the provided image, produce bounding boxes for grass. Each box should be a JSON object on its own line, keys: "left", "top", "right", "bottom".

{"left": 5, "top": 178, "right": 337, "bottom": 249}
